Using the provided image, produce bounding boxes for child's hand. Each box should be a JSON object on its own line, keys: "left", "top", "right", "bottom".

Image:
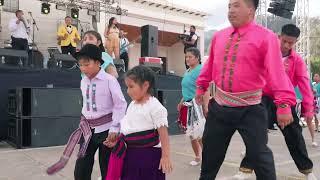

{"left": 158, "top": 156, "right": 173, "bottom": 174}
{"left": 103, "top": 137, "right": 117, "bottom": 148}
{"left": 107, "top": 132, "right": 118, "bottom": 142}
{"left": 103, "top": 133, "right": 118, "bottom": 148}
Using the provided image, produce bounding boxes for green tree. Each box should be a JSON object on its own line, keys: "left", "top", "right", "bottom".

{"left": 311, "top": 57, "right": 320, "bottom": 75}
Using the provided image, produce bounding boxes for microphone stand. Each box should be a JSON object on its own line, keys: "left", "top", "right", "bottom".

{"left": 77, "top": 19, "right": 84, "bottom": 48}
{"left": 29, "top": 12, "right": 39, "bottom": 68}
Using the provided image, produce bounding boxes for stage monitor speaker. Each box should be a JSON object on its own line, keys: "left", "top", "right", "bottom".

{"left": 0, "top": 48, "right": 28, "bottom": 67}
{"left": 9, "top": 87, "right": 82, "bottom": 117}
{"left": 141, "top": 25, "right": 158, "bottom": 57}
{"left": 48, "top": 53, "right": 78, "bottom": 70}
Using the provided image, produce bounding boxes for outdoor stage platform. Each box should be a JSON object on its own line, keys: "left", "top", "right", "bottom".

{"left": 0, "top": 65, "right": 183, "bottom": 145}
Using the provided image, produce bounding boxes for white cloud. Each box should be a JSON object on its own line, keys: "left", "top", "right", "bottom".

{"left": 174, "top": 0, "right": 320, "bottom": 30}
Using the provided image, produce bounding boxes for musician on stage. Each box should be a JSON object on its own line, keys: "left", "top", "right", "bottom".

{"left": 183, "top": 25, "right": 198, "bottom": 69}
{"left": 8, "top": 10, "right": 29, "bottom": 51}
{"left": 57, "top": 16, "right": 80, "bottom": 57}
{"left": 120, "top": 30, "right": 129, "bottom": 71}
{"left": 183, "top": 25, "right": 198, "bottom": 53}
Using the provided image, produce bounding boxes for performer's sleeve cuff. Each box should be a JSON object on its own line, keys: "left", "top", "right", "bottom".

{"left": 196, "top": 86, "right": 205, "bottom": 95}
{"left": 276, "top": 106, "right": 291, "bottom": 115}
{"left": 109, "top": 126, "right": 120, "bottom": 133}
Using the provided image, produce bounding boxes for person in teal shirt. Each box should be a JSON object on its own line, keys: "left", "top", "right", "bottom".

{"left": 295, "top": 86, "right": 302, "bottom": 100}
{"left": 177, "top": 47, "right": 204, "bottom": 167}
{"left": 80, "top": 30, "right": 118, "bottom": 78}
{"left": 313, "top": 73, "right": 320, "bottom": 132}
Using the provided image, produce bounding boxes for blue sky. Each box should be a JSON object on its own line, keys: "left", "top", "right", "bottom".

{"left": 173, "top": 0, "right": 320, "bottom": 30}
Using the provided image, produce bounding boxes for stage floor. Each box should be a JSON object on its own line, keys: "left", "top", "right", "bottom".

{"left": 1, "top": 130, "right": 319, "bottom": 180}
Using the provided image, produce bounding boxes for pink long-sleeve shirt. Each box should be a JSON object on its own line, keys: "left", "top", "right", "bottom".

{"left": 264, "top": 50, "right": 314, "bottom": 118}
{"left": 196, "top": 21, "right": 296, "bottom": 107}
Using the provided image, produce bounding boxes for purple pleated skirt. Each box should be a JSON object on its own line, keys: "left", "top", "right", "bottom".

{"left": 121, "top": 147, "right": 165, "bottom": 180}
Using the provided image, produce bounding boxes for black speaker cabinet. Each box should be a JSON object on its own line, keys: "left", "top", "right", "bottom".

{"left": 7, "top": 87, "right": 82, "bottom": 148}
{"left": 8, "top": 116, "right": 79, "bottom": 148}
{"left": 141, "top": 25, "right": 158, "bottom": 57}
{"left": 0, "top": 48, "right": 29, "bottom": 67}
{"left": 12, "top": 87, "right": 82, "bottom": 117}
{"left": 157, "top": 89, "right": 182, "bottom": 135}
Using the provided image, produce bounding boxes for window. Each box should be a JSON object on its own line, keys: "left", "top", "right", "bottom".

{"left": 3, "top": 0, "right": 19, "bottom": 13}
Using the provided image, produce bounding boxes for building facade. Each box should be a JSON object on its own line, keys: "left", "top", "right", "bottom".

{"left": 0, "top": 0, "right": 207, "bottom": 76}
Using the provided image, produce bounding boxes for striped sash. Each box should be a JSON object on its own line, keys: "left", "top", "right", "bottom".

{"left": 46, "top": 114, "right": 113, "bottom": 175}
{"left": 106, "top": 129, "right": 160, "bottom": 180}
{"left": 212, "top": 85, "right": 262, "bottom": 107}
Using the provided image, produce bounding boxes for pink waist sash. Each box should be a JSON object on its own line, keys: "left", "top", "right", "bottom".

{"left": 213, "top": 85, "right": 262, "bottom": 107}
{"left": 46, "top": 114, "right": 113, "bottom": 175}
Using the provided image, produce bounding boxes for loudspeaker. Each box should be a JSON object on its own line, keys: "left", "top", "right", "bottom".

{"left": 141, "top": 25, "right": 158, "bottom": 57}
{"left": 0, "top": 48, "right": 29, "bottom": 67}
{"left": 157, "top": 90, "right": 183, "bottom": 135}
{"left": 48, "top": 54, "right": 78, "bottom": 70}
{"left": 10, "top": 88, "right": 82, "bottom": 117}
{"left": 7, "top": 87, "right": 82, "bottom": 148}
{"left": 8, "top": 116, "right": 79, "bottom": 148}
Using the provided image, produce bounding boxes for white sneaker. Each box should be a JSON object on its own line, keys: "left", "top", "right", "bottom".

{"left": 233, "top": 171, "right": 253, "bottom": 180}
{"left": 189, "top": 160, "right": 200, "bottom": 166}
{"left": 306, "top": 173, "right": 317, "bottom": 180}
{"left": 312, "top": 141, "right": 318, "bottom": 147}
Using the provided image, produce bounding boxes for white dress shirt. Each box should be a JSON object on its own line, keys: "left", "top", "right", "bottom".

{"left": 8, "top": 17, "right": 29, "bottom": 39}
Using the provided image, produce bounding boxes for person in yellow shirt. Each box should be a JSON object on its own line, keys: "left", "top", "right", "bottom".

{"left": 57, "top": 16, "right": 80, "bottom": 57}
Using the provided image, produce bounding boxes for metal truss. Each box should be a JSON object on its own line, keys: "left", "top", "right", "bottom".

{"left": 295, "top": 0, "right": 310, "bottom": 66}
{"left": 39, "top": 0, "right": 128, "bottom": 15}
{"left": 256, "top": 0, "right": 268, "bottom": 28}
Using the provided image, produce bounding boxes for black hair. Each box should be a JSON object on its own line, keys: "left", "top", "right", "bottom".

{"left": 245, "top": 0, "right": 259, "bottom": 10}
{"left": 190, "top": 25, "right": 196, "bottom": 30}
{"left": 281, "top": 24, "right": 300, "bottom": 38}
{"left": 126, "top": 65, "right": 156, "bottom": 96}
{"left": 83, "top": 30, "right": 106, "bottom": 52}
{"left": 77, "top": 55, "right": 102, "bottom": 66}
{"left": 15, "top": 10, "right": 23, "bottom": 16}
{"left": 185, "top": 47, "right": 201, "bottom": 64}
{"left": 108, "top": 17, "right": 119, "bottom": 29}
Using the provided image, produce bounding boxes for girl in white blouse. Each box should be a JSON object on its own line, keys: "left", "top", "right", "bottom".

{"left": 105, "top": 65, "right": 173, "bottom": 180}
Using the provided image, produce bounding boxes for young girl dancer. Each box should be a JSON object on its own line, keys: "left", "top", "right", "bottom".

{"left": 105, "top": 65, "right": 173, "bottom": 180}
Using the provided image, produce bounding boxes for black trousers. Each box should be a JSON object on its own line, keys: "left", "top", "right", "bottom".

{"left": 120, "top": 51, "right": 129, "bottom": 71}
{"left": 11, "top": 36, "right": 28, "bottom": 51}
{"left": 200, "top": 99, "right": 276, "bottom": 180}
{"left": 183, "top": 47, "right": 189, "bottom": 69}
{"left": 74, "top": 130, "right": 112, "bottom": 180}
{"left": 240, "top": 96, "right": 313, "bottom": 174}
{"left": 61, "top": 44, "right": 76, "bottom": 58}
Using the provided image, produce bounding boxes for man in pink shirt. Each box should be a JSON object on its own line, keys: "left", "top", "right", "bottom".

{"left": 196, "top": 0, "right": 296, "bottom": 179}
{"left": 234, "top": 24, "right": 317, "bottom": 180}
